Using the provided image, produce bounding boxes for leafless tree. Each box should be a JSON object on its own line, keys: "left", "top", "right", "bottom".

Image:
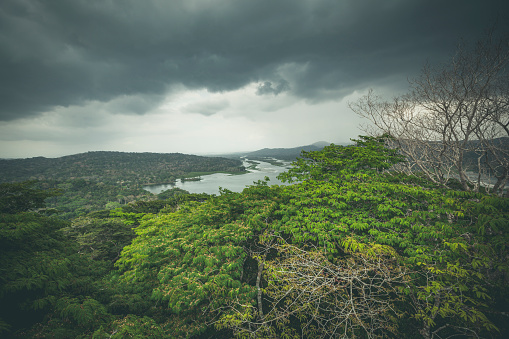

{"left": 351, "top": 31, "right": 509, "bottom": 194}
{"left": 217, "top": 234, "right": 407, "bottom": 338}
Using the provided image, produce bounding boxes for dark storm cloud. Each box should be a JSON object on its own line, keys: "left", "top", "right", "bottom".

{"left": 257, "top": 80, "right": 290, "bottom": 96}
{"left": 0, "top": 0, "right": 507, "bottom": 121}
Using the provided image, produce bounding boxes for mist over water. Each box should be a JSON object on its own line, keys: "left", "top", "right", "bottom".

{"left": 143, "top": 159, "right": 291, "bottom": 195}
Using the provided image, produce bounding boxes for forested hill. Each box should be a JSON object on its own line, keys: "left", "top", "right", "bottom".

{"left": 0, "top": 151, "right": 244, "bottom": 185}
{"left": 0, "top": 151, "right": 245, "bottom": 219}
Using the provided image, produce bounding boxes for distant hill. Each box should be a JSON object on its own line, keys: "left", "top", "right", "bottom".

{"left": 214, "top": 141, "right": 350, "bottom": 161}
{"left": 455, "top": 137, "right": 509, "bottom": 174}
{"left": 311, "top": 141, "right": 331, "bottom": 148}
{"left": 218, "top": 141, "right": 352, "bottom": 161}
{"left": 0, "top": 151, "right": 246, "bottom": 219}
{"left": 233, "top": 141, "right": 356, "bottom": 161}
{"left": 243, "top": 145, "right": 324, "bottom": 161}
{"left": 0, "top": 151, "right": 244, "bottom": 185}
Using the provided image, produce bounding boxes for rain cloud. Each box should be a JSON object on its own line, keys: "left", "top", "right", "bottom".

{"left": 1, "top": 0, "right": 507, "bottom": 121}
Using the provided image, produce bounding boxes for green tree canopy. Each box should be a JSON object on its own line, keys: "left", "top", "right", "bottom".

{"left": 0, "top": 181, "right": 59, "bottom": 214}
{"left": 109, "top": 136, "right": 508, "bottom": 338}
{"left": 1, "top": 139, "right": 507, "bottom": 338}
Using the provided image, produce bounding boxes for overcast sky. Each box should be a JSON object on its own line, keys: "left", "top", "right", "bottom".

{"left": 1, "top": 0, "right": 507, "bottom": 158}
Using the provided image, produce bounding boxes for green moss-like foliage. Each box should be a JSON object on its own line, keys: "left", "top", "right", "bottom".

{"left": 1, "top": 138, "right": 507, "bottom": 338}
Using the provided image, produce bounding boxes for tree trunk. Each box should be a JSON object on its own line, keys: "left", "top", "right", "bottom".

{"left": 256, "top": 262, "right": 264, "bottom": 319}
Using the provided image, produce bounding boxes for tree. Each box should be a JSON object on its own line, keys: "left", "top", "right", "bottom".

{"left": 218, "top": 137, "right": 508, "bottom": 338}
{"left": 0, "top": 181, "right": 60, "bottom": 214}
{"left": 77, "top": 137, "right": 508, "bottom": 338}
{"left": 157, "top": 187, "right": 189, "bottom": 200}
{"left": 220, "top": 233, "right": 407, "bottom": 338}
{"left": 62, "top": 217, "right": 135, "bottom": 262}
{"left": 0, "top": 183, "right": 81, "bottom": 336}
{"left": 113, "top": 187, "right": 278, "bottom": 338}
{"left": 351, "top": 31, "right": 509, "bottom": 194}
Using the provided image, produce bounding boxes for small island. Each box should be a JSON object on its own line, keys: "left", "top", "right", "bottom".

{"left": 181, "top": 176, "right": 202, "bottom": 182}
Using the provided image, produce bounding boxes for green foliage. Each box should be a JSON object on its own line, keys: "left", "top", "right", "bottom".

{"left": 26, "top": 296, "right": 113, "bottom": 338}
{"left": 43, "top": 179, "right": 154, "bottom": 219}
{"left": 120, "top": 192, "right": 209, "bottom": 215}
{"left": 114, "top": 185, "right": 280, "bottom": 337}
{"left": 219, "top": 136, "right": 508, "bottom": 338}
{"left": 0, "top": 181, "right": 60, "bottom": 214}
{"left": 92, "top": 314, "right": 165, "bottom": 338}
{"left": 0, "top": 151, "right": 244, "bottom": 186}
{"left": 0, "top": 136, "right": 506, "bottom": 338}
{"left": 0, "top": 152, "right": 245, "bottom": 220}
{"left": 157, "top": 187, "right": 189, "bottom": 200}
{"left": 57, "top": 297, "right": 110, "bottom": 331}
{"left": 62, "top": 217, "right": 136, "bottom": 262}
{"left": 278, "top": 134, "right": 405, "bottom": 183}
{"left": 105, "top": 201, "right": 122, "bottom": 210}
{"left": 0, "top": 183, "right": 117, "bottom": 338}
{"left": 0, "top": 195, "right": 74, "bottom": 335}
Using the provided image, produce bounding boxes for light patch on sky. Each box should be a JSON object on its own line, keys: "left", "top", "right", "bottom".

{"left": 0, "top": 84, "right": 365, "bottom": 158}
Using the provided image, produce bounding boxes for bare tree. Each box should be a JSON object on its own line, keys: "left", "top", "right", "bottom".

{"left": 351, "top": 31, "right": 509, "bottom": 194}
{"left": 217, "top": 233, "right": 407, "bottom": 338}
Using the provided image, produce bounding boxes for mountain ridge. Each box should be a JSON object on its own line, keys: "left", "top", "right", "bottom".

{"left": 215, "top": 141, "right": 352, "bottom": 161}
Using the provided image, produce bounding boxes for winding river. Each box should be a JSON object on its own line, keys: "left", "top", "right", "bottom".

{"left": 143, "top": 158, "right": 291, "bottom": 195}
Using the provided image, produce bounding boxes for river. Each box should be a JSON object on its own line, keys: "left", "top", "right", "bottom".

{"left": 143, "top": 158, "right": 292, "bottom": 195}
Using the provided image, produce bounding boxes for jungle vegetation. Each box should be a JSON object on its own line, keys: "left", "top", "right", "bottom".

{"left": 1, "top": 135, "right": 507, "bottom": 338}
{"left": 0, "top": 151, "right": 244, "bottom": 219}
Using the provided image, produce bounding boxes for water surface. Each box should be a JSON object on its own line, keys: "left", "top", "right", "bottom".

{"left": 143, "top": 159, "right": 291, "bottom": 195}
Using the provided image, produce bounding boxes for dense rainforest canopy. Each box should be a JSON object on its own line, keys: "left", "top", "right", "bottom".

{"left": 0, "top": 151, "right": 245, "bottom": 219}
{"left": 0, "top": 137, "right": 508, "bottom": 338}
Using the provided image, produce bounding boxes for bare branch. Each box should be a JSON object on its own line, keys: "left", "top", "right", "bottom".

{"left": 351, "top": 32, "right": 509, "bottom": 195}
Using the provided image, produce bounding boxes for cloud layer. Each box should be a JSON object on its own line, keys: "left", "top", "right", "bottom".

{"left": 2, "top": 0, "right": 507, "bottom": 121}
{"left": 0, "top": 0, "right": 507, "bottom": 158}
